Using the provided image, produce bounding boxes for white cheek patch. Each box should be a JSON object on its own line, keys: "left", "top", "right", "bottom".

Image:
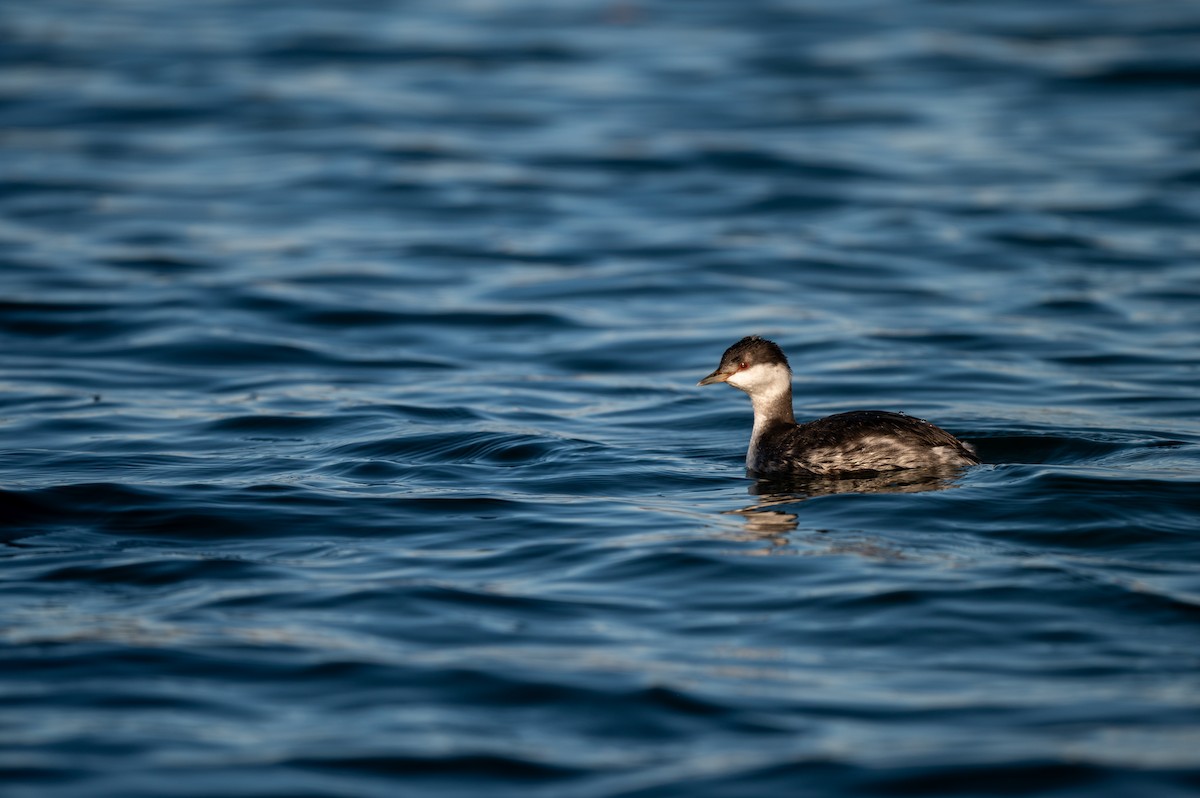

{"left": 726, "top": 362, "right": 788, "bottom": 394}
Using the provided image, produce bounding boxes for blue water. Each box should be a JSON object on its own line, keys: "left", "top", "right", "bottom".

{"left": 3, "top": 1, "right": 1200, "bottom": 796}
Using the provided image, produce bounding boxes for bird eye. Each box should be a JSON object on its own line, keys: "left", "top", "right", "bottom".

{"left": 738, "top": 361, "right": 748, "bottom": 369}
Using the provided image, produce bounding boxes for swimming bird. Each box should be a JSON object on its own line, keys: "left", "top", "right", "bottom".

{"left": 698, "top": 336, "right": 979, "bottom": 475}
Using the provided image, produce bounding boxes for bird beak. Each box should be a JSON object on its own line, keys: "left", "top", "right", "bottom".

{"left": 697, "top": 368, "right": 731, "bottom": 386}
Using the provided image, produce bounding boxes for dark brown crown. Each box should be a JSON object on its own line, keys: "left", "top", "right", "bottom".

{"left": 719, "top": 336, "right": 790, "bottom": 372}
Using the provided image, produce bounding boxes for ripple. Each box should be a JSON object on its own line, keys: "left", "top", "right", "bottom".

{"left": 335, "top": 430, "right": 602, "bottom": 469}
{"left": 978, "top": 433, "right": 1134, "bottom": 465}
{"left": 290, "top": 752, "right": 583, "bottom": 780}
{"left": 257, "top": 35, "right": 581, "bottom": 67}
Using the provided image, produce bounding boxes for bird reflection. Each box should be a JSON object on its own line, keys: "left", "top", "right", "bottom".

{"left": 748, "top": 465, "right": 964, "bottom": 499}
{"left": 727, "top": 466, "right": 968, "bottom": 547}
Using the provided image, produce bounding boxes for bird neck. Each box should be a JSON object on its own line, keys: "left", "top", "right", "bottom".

{"left": 748, "top": 381, "right": 796, "bottom": 440}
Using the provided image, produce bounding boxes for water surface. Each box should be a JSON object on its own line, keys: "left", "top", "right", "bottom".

{"left": 3, "top": 1, "right": 1200, "bottom": 796}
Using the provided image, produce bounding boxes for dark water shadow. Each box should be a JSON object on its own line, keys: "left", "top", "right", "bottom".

{"left": 968, "top": 431, "right": 1190, "bottom": 467}
{"left": 747, "top": 466, "right": 967, "bottom": 498}
{"left": 728, "top": 466, "right": 970, "bottom": 543}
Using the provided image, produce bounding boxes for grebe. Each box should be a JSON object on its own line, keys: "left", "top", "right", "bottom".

{"left": 698, "top": 336, "right": 979, "bottom": 475}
